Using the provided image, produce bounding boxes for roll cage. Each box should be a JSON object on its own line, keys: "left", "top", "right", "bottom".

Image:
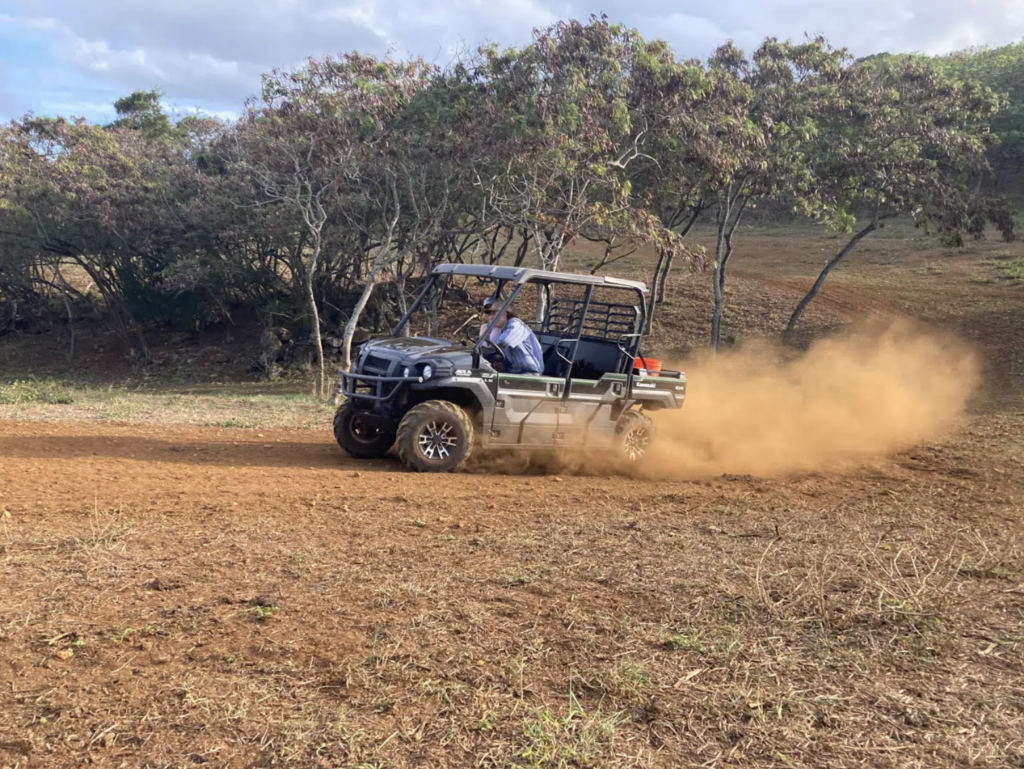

{"left": 392, "top": 264, "right": 651, "bottom": 380}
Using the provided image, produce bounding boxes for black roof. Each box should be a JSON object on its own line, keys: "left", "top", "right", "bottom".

{"left": 431, "top": 263, "right": 648, "bottom": 293}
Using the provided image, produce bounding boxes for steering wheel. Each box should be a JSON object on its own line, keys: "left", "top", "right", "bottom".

{"left": 481, "top": 341, "right": 508, "bottom": 370}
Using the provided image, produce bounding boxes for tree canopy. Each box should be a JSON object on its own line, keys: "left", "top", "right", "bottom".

{"left": 0, "top": 17, "right": 1014, "bottom": 386}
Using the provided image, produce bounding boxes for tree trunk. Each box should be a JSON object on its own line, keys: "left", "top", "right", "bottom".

{"left": 396, "top": 276, "right": 409, "bottom": 337}
{"left": 535, "top": 284, "right": 547, "bottom": 324}
{"left": 656, "top": 250, "right": 675, "bottom": 304}
{"left": 534, "top": 237, "right": 553, "bottom": 324}
{"left": 783, "top": 221, "right": 880, "bottom": 345}
{"left": 427, "top": 293, "right": 439, "bottom": 338}
{"left": 656, "top": 203, "right": 702, "bottom": 306}
{"left": 62, "top": 295, "right": 75, "bottom": 364}
{"left": 130, "top": 321, "right": 151, "bottom": 363}
{"left": 646, "top": 247, "right": 667, "bottom": 334}
{"left": 590, "top": 241, "right": 613, "bottom": 275}
{"left": 710, "top": 197, "right": 731, "bottom": 350}
{"left": 513, "top": 230, "right": 531, "bottom": 268}
{"left": 710, "top": 196, "right": 746, "bottom": 350}
{"left": 56, "top": 267, "right": 75, "bottom": 365}
{"left": 710, "top": 235, "right": 727, "bottom": 351}
{"left": 304, "top": 252, "right": 326, "bottom": 399}
{"left": 341, "top": 267, "right": 384, "bottom": 373}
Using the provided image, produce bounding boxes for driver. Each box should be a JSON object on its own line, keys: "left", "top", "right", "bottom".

{"left": 480, "top": 297, "right": 544, "bottom": 376}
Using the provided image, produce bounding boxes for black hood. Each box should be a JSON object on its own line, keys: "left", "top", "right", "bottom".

{"left": 362, "top": 336, "right": 452, "bottom": 355}
{"left": 360, "top": 336, "right": 473, "bottom": 360}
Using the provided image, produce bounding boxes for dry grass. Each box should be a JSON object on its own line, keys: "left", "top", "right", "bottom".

{"left": 1, "top": 417, "right": 1022, "bottom": 767}
{"left": 0, "top": 380, "right": 334, "bottom": 429}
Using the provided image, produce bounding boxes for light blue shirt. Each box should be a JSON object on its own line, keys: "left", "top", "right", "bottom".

{"left": 496, "top": 317, "right": 544, "bottom": 375}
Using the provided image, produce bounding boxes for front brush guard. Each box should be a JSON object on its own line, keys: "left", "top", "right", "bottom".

{"left": 338, "top": 370, "right": 424, "bottom": 403}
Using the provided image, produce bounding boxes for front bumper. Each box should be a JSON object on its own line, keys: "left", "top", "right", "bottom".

{"left": 338, "top": 369, "right": 424, "bottom": 403}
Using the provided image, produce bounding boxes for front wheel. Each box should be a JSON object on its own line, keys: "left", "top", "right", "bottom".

{"left": 334, "top": 402, "right": 396, "bottom": 459}
{"left": 395, "top": 401, "right": 474, "bottom": 472}
{"left": 615, "top": 410, "right": 656, "bottom": 462}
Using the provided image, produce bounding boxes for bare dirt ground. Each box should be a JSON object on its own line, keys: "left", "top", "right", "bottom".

{"left": 2, "top": 224, "right": 1023, "bottom": 768}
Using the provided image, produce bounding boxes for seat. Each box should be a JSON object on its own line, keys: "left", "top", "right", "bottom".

{"left": 535, "top": 334, "right": 626, "bottom": 380}
{"left": 537, "top": 334, "right": 568, "bottom": 377}
{"left": 572, "top": 338, "right": 626, "bottom": 379}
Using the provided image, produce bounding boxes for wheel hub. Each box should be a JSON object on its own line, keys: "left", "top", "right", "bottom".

{"left": 418, "top": 420, "right": 457, "bottom": 460}
{"left": 623, "top": 427, "right": 650, "bottom": 460}
{"left": 351, "top": 416, "right": 380, "bottom": 442}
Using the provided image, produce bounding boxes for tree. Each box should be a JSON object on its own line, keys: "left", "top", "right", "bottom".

{"left": 935, "top": 42, "right": 1024, "bottom": 188}
{"left": 784, "top": 54, "right": 1015, "bottom": 343}
{"left": 109, "top": 89, "right": 174, "bottom": 138}
{"left": 470, "top": 17, "right": 682, "bottom": 319}
{"left": 0, "top": 116, "right": 211, "bottom": 359}
{"left": 236, "top": 54, "right": 437, "bottom": 396}
{"left": 626, "top": 40, "right": 744, "bottom": 318}
{"left": 701, "top": 37, "right": 848, "bottom": 350}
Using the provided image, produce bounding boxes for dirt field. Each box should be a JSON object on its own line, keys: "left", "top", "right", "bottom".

{"left": 2, "top": 224, "right": 1023, "bottom": 768}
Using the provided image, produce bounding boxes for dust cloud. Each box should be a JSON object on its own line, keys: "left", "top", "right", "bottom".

{"left": 645, "top": 320, "right": 981, "bottom": 479}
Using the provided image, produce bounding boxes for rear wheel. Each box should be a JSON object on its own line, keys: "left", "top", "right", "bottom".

{"left": 334, "top": 402, "right": 395, "bottom": 459}
{"left": 396, "top": 400, "right": 474, "bottom": 472}
{"left": 615, "top": 410, "right": 655, "bottom": 462}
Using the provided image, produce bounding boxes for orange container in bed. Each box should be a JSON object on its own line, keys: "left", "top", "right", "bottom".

{"left": 634, "top": 355, "right": 662, "bottom": 374}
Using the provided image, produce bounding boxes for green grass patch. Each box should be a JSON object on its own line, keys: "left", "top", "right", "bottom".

{"left": 662, "top": 633, "right": 708, "bottom": 653}
{"left": 252, "top": 605, "right": 280, "bottom": 622}
{"left": 0, "top": 378, "right": 76, "bottom": 405}
{"left": 208, "top": 419, "right": 257, "bottom": 429}
{"left": 992, "top": 257, "right": 1024, "bottom": 284}
{"left": 514, "top": 702, "right": 623, "bottom": 768}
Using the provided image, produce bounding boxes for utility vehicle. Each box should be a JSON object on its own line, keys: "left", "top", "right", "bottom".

{"left": 333, "top": 264, "right": 685, "bottom": 472}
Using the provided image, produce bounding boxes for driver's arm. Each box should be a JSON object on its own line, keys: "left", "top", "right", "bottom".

{"left": 479, "top": 323, "right": 497, "bottom": 349}
{"left": 496, "top": 318, "right": 529, "bottom": 349}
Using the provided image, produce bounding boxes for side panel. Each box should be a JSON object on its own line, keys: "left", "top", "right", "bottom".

{"left": 629, "top": 374, "right": 687, "bottom": 409}
{"left": 489, "top": 374, "right": 565, "bottom": 446}
{"left": 556, "top": 374, "right": 627, "bottom": 447}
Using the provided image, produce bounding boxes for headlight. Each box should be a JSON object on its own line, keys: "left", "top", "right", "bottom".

{"left": 422, "top": 364, "right": 433, "bottom": 380}
{"left": 403, "top": 366, "right": 411, "bottom": 378}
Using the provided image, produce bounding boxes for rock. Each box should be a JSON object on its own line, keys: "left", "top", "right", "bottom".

{"left": 324, "top": 336, "right": 344, "bottom": 349}
{"left": 258, "top": 329, "right": 285, "bottom": 380}
{"left": 260, "top": 328, "right": 283, "bottom": 355}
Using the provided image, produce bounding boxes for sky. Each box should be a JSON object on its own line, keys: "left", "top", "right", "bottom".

{"left": 1, "top": 0, "right": 1023, "bottom": 124}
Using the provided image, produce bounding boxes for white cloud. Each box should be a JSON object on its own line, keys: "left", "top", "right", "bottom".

{"left": 4, "top": 0, "right": 1024, "bottom": 118}
{"left": 168, "top": 103, "right": 240, "bottom": 121}
{"left": 48, "top": 99, "right": 120, "bottom": 116}
{"left": 0, "top": 59, "right": 13, "bottom": 116}
{"left": 0, "top": 13, "right": 61, "bottom": 31}
{"left": 68, "top": 38, "right": 151, "bottom": 75}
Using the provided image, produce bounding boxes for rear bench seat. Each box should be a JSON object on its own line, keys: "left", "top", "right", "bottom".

{"left": 536, "top": 333, "right": 626, "bottom": 379}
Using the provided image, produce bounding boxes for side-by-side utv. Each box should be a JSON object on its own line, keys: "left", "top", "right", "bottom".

{"left": 332, "top": 264, "right": 686, "bottom": 472}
